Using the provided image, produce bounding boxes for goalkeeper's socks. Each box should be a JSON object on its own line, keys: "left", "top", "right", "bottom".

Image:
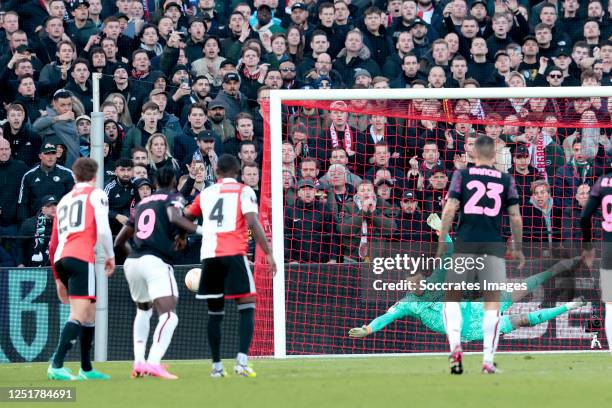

{"left": 525, "top": 271, "right": 553, "bottom": 293}
{"left": 238, "top": 303, "right": 255, "bottom": 355}
{"left": 147, "top": 312, "right": 178, "bottom": 365}
{"left": 443, "top": 302, "right": 462, "bottom": 351}
{"left": 133, "top": 308, "right": 152, "bottom": 363}
{"left": 482, "top": 310, "right": 500, "bottom": 365}
{"left": 53, "top": 320, "right": 81, "bottom": 368}
{"left": 208, "top": 312, "right": 224, "bottom": 363}
{"left": 80, "top": 323, "right": 95, "bottom": 372}
{"left": 527, "top": 305, "right": 568, "bottom": 326}
{"left": 606, "top": 303, "right": 612, "bottom": 353}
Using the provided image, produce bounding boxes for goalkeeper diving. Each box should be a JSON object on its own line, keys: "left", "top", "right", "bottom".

{"left": 348, "top": 214, "right": 586, "bottom": 341}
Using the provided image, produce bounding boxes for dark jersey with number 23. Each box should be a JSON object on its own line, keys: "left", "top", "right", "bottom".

{"left": 447, "top": 165, "right": 520, "bottom": 255}
{"left": 127, "top": 189, "right": 185, "bottom": 264}
{"left": 581, "top": 172, "right": 612, "bottom": 269}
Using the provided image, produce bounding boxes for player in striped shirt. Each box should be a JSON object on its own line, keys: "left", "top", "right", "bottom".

{"left": 185, "top": 154, "right": 276, "bottom": 378}
{"left": 47, "top": 158, "right": 115, "bottom": 381}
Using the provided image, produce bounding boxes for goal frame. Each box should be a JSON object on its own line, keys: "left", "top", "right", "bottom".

{"left": 268, "top": 86, "right": 612, "bottom": 358}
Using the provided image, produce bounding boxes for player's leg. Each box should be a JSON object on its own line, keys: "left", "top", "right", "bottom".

{"left": 600, "top": 268, "right": 612, "bottom": 353}
{"left": 124, "top": 257, "right": 154, "bottom": 378}
{"left": 480, "top": 255, "right": 505, "bottom": 374}
{"left": 227, "top": 256, "right": 257, "bottom": 378}
{"left": 145, "top": 257, "right": 179, "bottom": 379}
{"left": 505, "top": 299, "right": 586, "bottom": 331}
{"left": 197, "top": 258, "right": 228, "bottom": 377}
{"left": 444, "top": 253, "right": 471, "bottom": 375}
{"left": 508, "top": 257, "right": 582, "bottom": 303}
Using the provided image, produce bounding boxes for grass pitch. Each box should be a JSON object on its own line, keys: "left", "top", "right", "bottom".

{"left": 1, "top": 354, "right": 611, "bottom": 408}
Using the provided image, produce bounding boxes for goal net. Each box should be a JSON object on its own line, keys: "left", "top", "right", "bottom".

{"left": 256, "top": 86, "right": 612, "bottom": 357}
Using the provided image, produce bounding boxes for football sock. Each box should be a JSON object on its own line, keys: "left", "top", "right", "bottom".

{"left": 606, "top": 303, "right": 612, "bottom": 353}
{"left": 525, "top": 271, "right": 553, "bottom": 293}
{"left": 527, "top": 305, "right": 568, "bottom": 326}
{"left": 133, "top": 308, "right": 152, "bottom": 363}
{"left": 238, "top": 303, "right": 255, "bottom": 356}
{"left": 483, "top": 310, "right": 500, "bottom": 364}
{"left": 147, "top": 312, "right": 178, "bottom": 365}
{"left": 80, "top": 323, "right": 95, "bottom": 372}
{"left": 208, "top": 312, "right": 224, "bottom": 363}
{"left": 53, "top": 320, "right": 81, "bottom": 368}
{"left": 443, "top": 302, "right": 462, "bottom": 352}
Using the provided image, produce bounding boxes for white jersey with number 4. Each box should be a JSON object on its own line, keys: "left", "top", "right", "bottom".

{"left": 188, "top": 178, "right": 258, "bottom": 259}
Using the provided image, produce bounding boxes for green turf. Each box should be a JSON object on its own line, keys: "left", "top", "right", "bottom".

{"left": 1, "top": 354, "right": 611, "bottom": 407}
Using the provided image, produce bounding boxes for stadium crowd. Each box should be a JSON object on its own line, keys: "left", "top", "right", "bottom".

{"left": 0, "top": 0, "right": 609, "bottom": 266}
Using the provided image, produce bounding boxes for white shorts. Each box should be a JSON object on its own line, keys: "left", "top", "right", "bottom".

{"left": 601, "top": 268, "right": 612, "bottom": 303}
{"left": 124, "top": 255, "right": 178, "bottom": 303}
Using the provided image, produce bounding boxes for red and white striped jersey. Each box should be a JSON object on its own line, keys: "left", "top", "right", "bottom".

{"left": 49, "top": 183, "right": 114, "bottom": 275}
{"left": 188, "top": 178, "right": 258, "bottom": 259}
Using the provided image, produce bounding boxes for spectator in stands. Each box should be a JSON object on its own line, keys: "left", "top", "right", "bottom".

{"left": 2, "top": 103, "right": 40, "bottom": 167}
{"left": 285, "top": 178, "right": 338, "bottom": 264}
{"left": 522, "top": 180, "right": 562, "bottom": 248}
{"left": 563, "top": 183, "right": 601, "bottom": 242}
{"left": 32, "top": 90, "right": 79, "bottom": 167}
{"left": 207, "top": 98, "right": 235, "bottom": 143}
{"left": 332, "top": 29, "right": 381, "bottom": 87}
{"left": 224, "top": 112, "right": 259, "bottom": 158}
{"left": 214, "top": 72, "right": 249, "bottom": 122}
{"left": 554, "top": 138, "right": 598, "bottom": 208}
{"left": 17, "top": 142, "right": 74, "bottom": 221}
{"left": 104, "top": 157, "right": 133, "bottom": 234}
{"left": 146, "top": 133, "right": 181, "bottom": 180}
{"left": 298, "top": 158, "right": 321, "bottom": 185}
{"left": 237, "top": 141, "right": 259, "bottom": 170}
{"left": 483, "top": 113, "right": 512, "bottom": 172}
{"left": 319, "top": 147, "right": 362, "bottom": 189}
{"left": 16, "top": 194, "right": 56, "bottom": 267}
{"left": 519, "top": 115, "right": 565, "bottom": 179}
{"left": 192, "top": 131, "right": 218, "bottom": 184}
{"left": 290, "top": 123, "right": 315, "bottom": 163}
{"left": 322, "top": 163, "right": 355, "bottom": 217}
{"left": 0, "top": 138, "right": 27, "bottom": 258}
{"left": 421, "top": 168, "right": 448, "bottom": 215}
{"left": 178, "top": 160, "right": 207, "bottom": 205}
{"left": 365, "top": 143, "right": 405, "bottom": 183}
{"left": 241, "top": 162, "right": 260, "bottom": 201}
{"left": 14, "top": 74, "right": 47, "bottom": 124}
{"left": 508, "top": 143, "right": 546, "bottom": 203}
{"left": 396, "top": 189, "right": 431, "bottom": 241}
{"left": 390, "top": 52, "right": 420, "bottom": 88}
{"left": 338, "top": 180, "right": 395, "bottom": 263}
{"left": 122, "top": 101, "right": 178, "bottom": 158}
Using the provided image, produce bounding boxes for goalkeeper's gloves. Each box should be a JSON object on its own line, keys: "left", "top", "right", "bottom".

{"left": 348, "top": 325, "right": 371, "bottom": 338}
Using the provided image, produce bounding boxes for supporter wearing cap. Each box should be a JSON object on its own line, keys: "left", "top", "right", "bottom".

{"left": 207, "top": 97, "right": 236, "bottom": 142}
{"left": 183, "top": 17, "right": 207, "bottom": 62}
{"left": 148, "top": 88, "right": 182, "bottom": 135}
{"left": 213, "top": 72, "right": 249, "bottom": 122}
{"left": 518, "top": 35, "right": 539, "bottom": 80}
{"left": 333, "top": 29, "right": 382, "bottom": 88}
{"left": 408, "top": 17, "right": 430, "bottom": 61}
{"left": 289, "top": 3, "right": 311, "bottom": 32}
{"left": 17, "top": 141, "right": 74, "bottom": 222}
{"left": 285, "top": 176, "right": 339, "bottom": 264}
{"left": 421, "top": 167, "right": 448, "bottom": 214}
{"left": 191, "top": 130, "right": 218, "bottom": 184}
{"left": 16, "top": 193, "right": 58, "bottom": 268}
{"left": 508, "top": 143, "right": 545, "bottom": 204}
{"left": 65, "top": 0, "right": 99, "bottom": 52}
{"left": 396, "top": 189, "right": 430, "bottom": 241}
{"left": 163, "top": 1, "right": 187, "bottom": 31}
{"left": 483, "top": 51, "right": 511, "bottom": 87}
{"left": 354, "top": 68, "right": 372, "bottom": 87}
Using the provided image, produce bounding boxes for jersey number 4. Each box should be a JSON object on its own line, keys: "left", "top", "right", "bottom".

{"left": 209, "top": 198, "right": 224, "bottom": 227}
{"left": 464, "top": 181, "right": 503, "bottom": 216}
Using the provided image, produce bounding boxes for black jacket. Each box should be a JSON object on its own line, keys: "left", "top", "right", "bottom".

{"left": 284, "top": 199, "right": 339, "bottom": 263}
{"left": 2, "top": 121, "right": 41, "bottom": 167}
{"left": 17, "top": 164, "right": 75, "bottom": 221}
{"left": 0, "top": 158, "right": 28, "bottom": 226}
{"left": 65, "top": 79, "right": 94, "bottom": 114}
{"left": 103, "top": 177, "right": 134, "bottom": 220}
{"left": 17, "top": 212, "right": 53, "bottom": 266}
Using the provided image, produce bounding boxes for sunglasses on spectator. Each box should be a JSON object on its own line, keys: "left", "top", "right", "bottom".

{"left": 281, "top": 68, "right": 296, "bottom": 72}
{"left": 548, "top": 74, "right": 562, "bottom": 78}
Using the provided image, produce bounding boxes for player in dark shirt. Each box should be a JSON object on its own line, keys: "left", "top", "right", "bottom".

{"left": 580, "top": 171, "right": 612, "bottom": 353}
{"left": 114, "top": 167, "right": 202, "bottom": 380}
{"left": 437, "top": 135, "right": 525, "bottom": 375}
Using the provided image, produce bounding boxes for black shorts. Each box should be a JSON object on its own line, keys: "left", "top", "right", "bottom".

{"left": 195, "top": 255, "right": 256, "bottom": 300}
{"left": 54, "top": 257, "right": 96, "bottom": 300}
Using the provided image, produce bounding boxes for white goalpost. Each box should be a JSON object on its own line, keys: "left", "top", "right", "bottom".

{"left": 269, "top": 86, "right": 612, "bottom": 359}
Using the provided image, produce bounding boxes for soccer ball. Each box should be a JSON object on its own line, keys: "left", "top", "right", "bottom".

{"left": 185, "top": 268, "right": 201, "bottom": 292}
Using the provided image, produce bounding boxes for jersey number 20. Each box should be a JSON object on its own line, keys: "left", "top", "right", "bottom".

{"left": 57, "top": 199, "right": 84, "bottom": 234}
{"left": 464, "top": 181, "right": 503, "bottom": 216}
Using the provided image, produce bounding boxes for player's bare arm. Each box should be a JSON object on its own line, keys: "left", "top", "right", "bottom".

{"left": 580, "top": 195, "right": 599, "bottom": 268}
{"left": 507, "top": 203, "right": 525, "bottom": 269}
{"left": 114, "top": 224, "right": 135, "bottom": 254}
{"left": 436, "top": 198, "right": 459, "bottom": 258}
{"left": 167, "top": 206, "right": 200, "bottom": 234}
{"left": 245, "top": 212, "right": 277, "bottom": 276}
